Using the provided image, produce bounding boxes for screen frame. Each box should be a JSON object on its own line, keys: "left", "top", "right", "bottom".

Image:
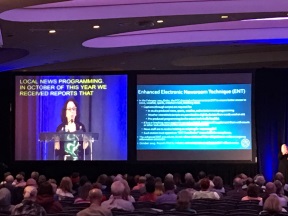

{"left": 135, "top": 70, "right": 257, "bottom": 163}
{"left": 7, "top": 70, "right": 257, "bottom": 168}
{"left": 12, "top": 71, "right": 130, "bottom": 162}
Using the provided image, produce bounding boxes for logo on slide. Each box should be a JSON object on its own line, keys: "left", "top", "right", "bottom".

{"left": 241, "top": 138, "right": 250, "bottom": 148}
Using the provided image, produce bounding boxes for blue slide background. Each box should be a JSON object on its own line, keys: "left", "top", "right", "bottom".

{"left": 15, "top": 75, "right": 127, "bottom": 160}
{"left": 137, "top": 84, "right": 251, "bottom": 150}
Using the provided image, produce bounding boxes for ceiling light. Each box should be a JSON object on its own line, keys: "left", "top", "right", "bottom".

{"left": 157, "top": 20, "right": 164, "bottom": 23}
{"left": 49, "top": 30, "right": 56, "bottom": 34}
{"left": 242, "top": 17, "right": 288, "bottom": 21}
{"left": 93, "top": 25, "right": 100, "bottom": 29}
{"left": 221, "top": 15, "right": 228, "bottom": 19}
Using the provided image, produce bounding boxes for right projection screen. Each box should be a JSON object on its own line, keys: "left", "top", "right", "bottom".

{"left": 137, "top": 73, "right": 253, "bottom": 161}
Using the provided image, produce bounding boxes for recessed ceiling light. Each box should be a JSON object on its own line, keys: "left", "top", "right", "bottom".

{"left": 157, "top": 20, "right": 164, "bottom": 23}
{"left": 93, "top": 25, "right": 100, "bottom": 29}
{"left": 221, "top": 15, "right": 228, "bottom": 19}
{"left": 49, "top": 30, "right": 56, "bottom": 34}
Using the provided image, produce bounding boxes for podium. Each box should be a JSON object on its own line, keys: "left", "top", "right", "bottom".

{"left": 38, "top": 132, "right": 99, "bottom": 161}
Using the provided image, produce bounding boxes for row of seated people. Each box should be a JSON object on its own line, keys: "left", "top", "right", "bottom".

{"left": 0, "top": 186, "right": 286, "bottom": 216}
{"left": 0, "top": 170, "right": 287, "bottom": 215}
{"left": 0, "top": 183, "right": 286, "bottom": 216}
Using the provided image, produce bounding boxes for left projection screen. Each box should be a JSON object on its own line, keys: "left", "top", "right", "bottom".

{"left": 15, "top": 75, "right": 127, "bottom": 161}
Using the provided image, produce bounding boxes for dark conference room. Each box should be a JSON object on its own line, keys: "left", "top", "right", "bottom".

{"left": 1, "top": 1, "right": 288, "bottom": 216}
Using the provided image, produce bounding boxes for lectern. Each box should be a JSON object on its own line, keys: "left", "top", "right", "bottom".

{"left": 38, "top": 132, "right": 99, "bottom": 160}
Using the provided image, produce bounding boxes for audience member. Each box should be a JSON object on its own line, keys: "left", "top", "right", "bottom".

{"left": 92, "top": 182, "right": 107, "bottom": 202}
{"left": 173, "top": 173, "right": 183, "bottom": 188}
{"left": 274, "top": 180, "right": 288, "bottom": 207}
{"left": 31, "top": 171, "right": 39, "bottom": 181}
{"left": 12, "top": 174, "right": 26, "bottom": 188}
{"left": 2, "top": 175, "right": 15, "bottom": 194}
{"left": 241, "top": 183, "right": 263, "bottom": 205}
{"left": 260, "top": 194, "right": 287, "bottom": 215}
{"left": 184, "top": 173, "right": 194, "bottom": 183}
{"left": 26, "top": 178, "right": 38, "bottom": 188}
{"left": 126, "top": 175, "right": 137, "bottom": 191}
{"left": 77, "top": 189, "right": 112, "bottom": 216}
{"left": 134, "top": 175, "right": 140, "bottom": 187}
{"left": 192, "top": 178, "right": 220, "bottom": 200}
{"left": 226, "top": 177, "right": 247, "bottom": 199}
{"left": 0, "top": 172, "right": 11, "bottom": 185}
{"left": 71, "top": 172, "right": 80, "bottom": 188}
{"left": 132, "top": 176, "right": 146, "bottom": 191}
{"left": 212, "top": 176, "right": 225, "bottom": 197}
{"left": 74, "top": 182, "right": 92, "bottom": 204}
{"left": 155, "top": 181, "right": 164, "bottom": 196}
{"left": 165, "top": 173, "right": 174, "bottom": 181}
{"left": 138, "top": 177, "right": 157, "bottom": 202}
{"left": 121, "top": 179, "right": 135, "bottom": 202}
{"left": 242, "top": 177, "right": 253, "bottom": 190}
{"left": 262, "top": 182, "right": 276, "bottom": 203}
{"left": 155, "top": 179, "right": 177, "bottom": 204}
{"left": 101, "top": 181, "right": 134, "bottom": 211}
{"left": 0, "top": 188, "right": 14, "bottom": 212}
{"left": 255, "top": 175, "right": 266, "bottom": 193}
{"left": 38, "top": 175, "right": 47, "bottom": 186}
{"left": 36, "top": 181, "right": 63, "bottom": 213}
{"left": 78, "top": 175, "right": 89, "bottom": 196}
{"left": 184, "top": 178, "right": 196, "bottom": 197}
{"left": 174, "top": 190, "right": 196, "bottom": 213}
{"left": 11, "top": 186, "right": 46, "bottom": 216}
{"left": 195, "top": 171, "right": 214, "bottom": 190}
{"left": 6, "top": 175, "right": 23, "bottom": 205}
{"left": 97, "top": 174, "right": 108, "bottom": 190}
{"left": 56, "top": 177, "right": 74, "bottom": 200}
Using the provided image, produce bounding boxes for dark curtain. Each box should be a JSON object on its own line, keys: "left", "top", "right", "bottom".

{"left": 0, "top": 73, "right": 11, "bottom": 173}
{"left": 255, "top": 69, "right": 288, "bottom": 181}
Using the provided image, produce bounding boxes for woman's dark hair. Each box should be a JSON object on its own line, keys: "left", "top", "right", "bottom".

{"left": 79, "top": 182, "right": 92, "bottom": 200}
{"left": 164, "top": 179, "right": 175, "bottom": 191}
{"left": 173, "top": 173, "right": 182, "bottom": 187}
{"left": 38, "top": 181, "right": 53, "bottom": 196}
{"left": 213, "top": 176, "right": 223, "bottom": 190}
{"left": 79, "top": 175, "right": 89, "bottom": 186}
{"left": 185, "top": 179, "right": 195, "bottom": 189}
{"left": 200, "top": 178, "right": 210, "bottom": 191}
{"left": 274, "top": 180, "right": 283, "bottom": 195}
{"left": 145, "top": 177, "right": 155, "bottom": 193}
{"left": 247, "top": 183, "right": 259, "bottom": 197}
{"left": 61, "top": 98, "right": 80, "bottom": 124}
{"left": 97, "top": 174, "right": 108, "bottom": 185}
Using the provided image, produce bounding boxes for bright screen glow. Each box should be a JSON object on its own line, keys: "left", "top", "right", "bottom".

{"left": 137, "top": 73, "right": 253, "bottom": 161}
{"left": 15, "top": 75, "right": 127, "bottom": 161}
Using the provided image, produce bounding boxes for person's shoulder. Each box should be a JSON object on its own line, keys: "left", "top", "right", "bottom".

{"left": 76, "top": 208, "right": 87, "bottom": 216}
{"left": 13, "top": 202, "right": 23, "bottom": 209}
{"left": 101, "top": 199, "right": 110, "bottom": 206}
{"left": 77, "top": 122, "right": 86, "bottom": 131}
{"left": 91, "top": 206, "right": 112, "bottom": 216}
{"left": 56, "top": 123, "right": 65, "bottom": 132}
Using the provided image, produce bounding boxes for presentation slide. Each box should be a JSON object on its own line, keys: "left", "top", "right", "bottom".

{"left": 15, "top": 75, "right": 127, "bottom": 161}
{"left": 137, "top": 74, "right": 253, "bottom": 161}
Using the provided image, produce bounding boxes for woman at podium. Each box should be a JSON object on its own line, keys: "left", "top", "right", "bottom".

{"left": 54, "top": 98, "right": 89, "bottom": 160}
